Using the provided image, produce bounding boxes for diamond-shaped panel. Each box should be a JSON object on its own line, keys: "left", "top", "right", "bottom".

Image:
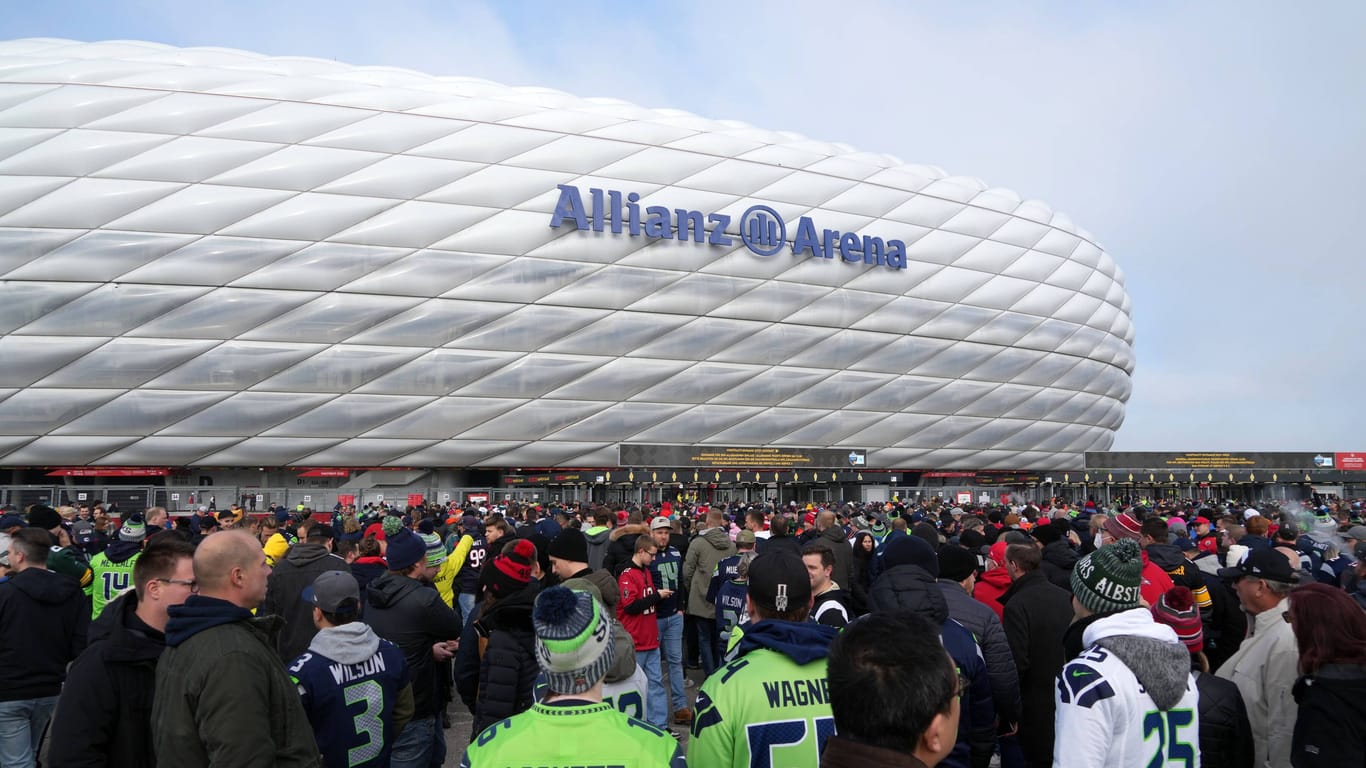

{"left": 0, "top": 38, "right": 1133, "bottom": 470}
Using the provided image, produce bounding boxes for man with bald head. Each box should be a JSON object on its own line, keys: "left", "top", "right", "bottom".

{"left": 814, "top": 509, "right": 853, "bottom": 591}
{"left": 152, "top": 532, "right": 321, "bottom": 767}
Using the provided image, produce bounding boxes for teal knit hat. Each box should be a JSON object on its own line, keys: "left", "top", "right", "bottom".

{"left": 1071, "top": 539, "right": 1143, "bottom": 615}
{"left": 118, "top": 514, "right": 147, "bottom": 543}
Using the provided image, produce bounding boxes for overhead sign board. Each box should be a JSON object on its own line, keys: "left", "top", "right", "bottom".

{"left": 619, "top": 445, "right": 868, "bottom": 469}
{"left": 1085, "top": 452, "right": 1329, "bottom": 470}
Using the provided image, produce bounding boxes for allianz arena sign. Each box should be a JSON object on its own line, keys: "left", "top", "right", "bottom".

{"left": 0, "top": 39, "right": 1134, "bottom": 471}
{"left": 550, "top": 184, "right": 911, "bottom": 269}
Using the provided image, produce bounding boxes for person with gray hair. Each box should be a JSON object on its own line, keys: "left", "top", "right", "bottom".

{"left": 1215, "top": 547, "right": 1299, "bottom": 767}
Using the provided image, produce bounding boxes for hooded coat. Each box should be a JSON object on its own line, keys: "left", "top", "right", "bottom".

{"left": 366, "top": 571, "right": 464, "bottom": 719}
{"left": 1291, "top": 663, "right": 1366, "bottom": 767}
{"left": 260, "top": 542, "right": 349, "bottom": 662}
{"left": 1053, "top": 609, "right": 1201, "bottom": 768}
{"left": 603, "top": 523, "right": 649, "bottom": 578}
{"left": 152, "top": 595, "right": 320, "bottom": 767}
{"left": 583, "top": 524, "right": 612, "bottom": 572}
{"left": 49, "top": 591, "right": 163, "bottom": 768}
{"left": 465, "top": 581, "right": 541, "bottom": 741}
{"left": 818, "top": 523, "right": 853, "bottom": 590}
{"left": 293, "top": 622, "right": 414, "bottom": 768}
{"left": 683, "top": 527, "right": 736, "bottom": 618}
{"left": 869, "top": 564, "right": 996, "bottom": 768}
{"left": 937, "top": 578, "right": 1021, "bottom": 727}
{"left": 0, "top": 566, "right": 89, "bottom": 701}
{"left": 972, "top": 565, "right": 1012, "bottom": 622}
{"left": 1039, "top": 538, "right": 1079, "bottom": 591}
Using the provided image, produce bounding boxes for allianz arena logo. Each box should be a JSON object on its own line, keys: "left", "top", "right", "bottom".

{"left": 549, "top": 184, "right": 908, "bottom": 270}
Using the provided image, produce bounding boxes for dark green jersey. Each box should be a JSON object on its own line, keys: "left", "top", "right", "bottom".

{"left": 461, "top": 699, "right": 683, "bottom": 768}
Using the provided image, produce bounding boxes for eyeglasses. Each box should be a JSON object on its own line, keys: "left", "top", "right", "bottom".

{"left": 157, "top": 578, "right": 197, "bottom": 592}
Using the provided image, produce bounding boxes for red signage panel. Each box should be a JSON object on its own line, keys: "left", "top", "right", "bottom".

{"left": 337, "top": 494, "right": 356, "bottom": 506}
{"left": 407, "top": 494, "right": 425, "bottom": 508}
{"left": 298, "top": 469, "right": 350, "bottom": 477}
{"left": 1336, "top": 452, "right": 1366, "bottom": 471}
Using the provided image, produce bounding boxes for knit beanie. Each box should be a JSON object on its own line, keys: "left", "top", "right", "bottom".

{"left": 881, "top": 534, "right": 939, "bottom": 577}
{"left": 417, "top": 519, "right": 435, "bottom": 535}
{"left": 532, "top": 586, "right": 616, "bottom": 695}
{"left": 27, "top": 504, "right": 61, "bottom": 532}
{"left": 1071, "top": 539, "right": 1143, "bottom": 615}
{"left": 421, "top": 532, "right": 446, "bottom": 568}
{"left": 386, "top": 529, "right": 426, "bottom": 572}
{"left": 118, "top": 513, "right": 147, "bottom": 543}
{"left": 487, "top": 538, "right": 537, "bottom": 600}
{"left": 1102, "top": 512, "right": 1142, "bottom": 541}
{"left": 1152, "top": 586, "right": 1203, "bottom": 653}
{"left": 547, "top": 529, "right": 589, "bottom": 564}
{"left": 381, "top": 514, "right": 404, "bottom": 537}
{"left": 938, "top": 545, "right": 978, "bottom": 582}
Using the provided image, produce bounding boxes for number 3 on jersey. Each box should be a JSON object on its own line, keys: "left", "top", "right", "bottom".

{"left": 746, "top": 716, "right": 835, "bottom": 768}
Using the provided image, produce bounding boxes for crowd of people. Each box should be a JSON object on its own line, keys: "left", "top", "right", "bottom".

{"left": 0, "top": 493, "right": 1364, "bottom": 767}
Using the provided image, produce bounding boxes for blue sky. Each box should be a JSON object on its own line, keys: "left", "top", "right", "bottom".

{"left": 3, "top": 1, "right": 1363, "bottom": 451}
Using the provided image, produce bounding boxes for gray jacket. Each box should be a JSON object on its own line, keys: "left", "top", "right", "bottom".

{"left": 682, "top": 528, "right": 736, "bottom": 618}
{"left": 938, "top": 578, "right": 1021, "bottom": 725}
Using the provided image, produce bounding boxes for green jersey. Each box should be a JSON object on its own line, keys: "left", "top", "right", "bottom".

{"left": 689, "top": 620, "right": 839, "bottom": 768}
{"left": 90, "top": 550, "right": 140, "bottom": 619}
{"left": 460, "top": 699, "right": 683, "bottom": 768}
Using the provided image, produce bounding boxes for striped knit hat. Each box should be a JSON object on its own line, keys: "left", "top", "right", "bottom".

{"left": 532, "top": 586, "right": 616, "bottom": 695}
{"left": 118, "top": 514, "right": 147, "bottom": 543}
{"left": 1152, "top": 587, "right": 1203, "bottom": 652}
{"left": 1102, "top": 512, "right": 1142, "bottom": 541}
{"left": 421, "top": 532, "right": 446, "bottom": 568}
{"left": 485, "top": 538, "right": 537, "bottom": 600}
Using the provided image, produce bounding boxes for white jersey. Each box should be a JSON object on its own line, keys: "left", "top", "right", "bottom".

{"left": 601, "top": 662, "right": 650, "bottom": 721}
{"left": 1053, "top": 609, "right": 1201, "bottom": 768}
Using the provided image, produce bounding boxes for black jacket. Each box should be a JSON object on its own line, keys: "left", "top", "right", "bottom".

{"left": 0, "top": 566, "right": 89, "bottom": 700}
{"left": 999, "top": 569, "right": 1074, "bottom": 767}
{"left": 259, "top": 543, "right": 349, "bottom": 662}
{"left": 869, "top": 565, "right": 996, "bottom": 768}
{"left": 465, "top": 582, "right": 541, "bottom": 740}
{"left": 366, "top": 572, "right": 464, "bottom": 718}
{"left": 1039, "top": 539, "right": 1079, "bottom": 591}
{"left": 49, "top": 592, "right": 164, "bottom": 768}
{"left": 1291, "top": 664, "right": 1366, "bottom": 768}
{"left": 758, "top": 533, "right": 803, "bottom": 560}
{"left": 1194, "top": 670, "right": 1253, "bottom": 768}
{"left": 603, "top": 523, "right": 648, "bottom": 578}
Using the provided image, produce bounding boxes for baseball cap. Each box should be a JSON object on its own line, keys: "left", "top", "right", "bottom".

{"left": 303, "top": 570, "right": 360, "bottom": 614}
{"left": 747, "top": 553, "right": 812, "bottom": 614}
{"left": 1217, "top": 547, "right": 1296, "bottom": 584}
{"left": 1344, "top": 525, "right": 1366, "bottom": 541}
{"left": 0, "top": 513, "right": 25, "bottom": 531}
{"left": 735, "top": 529, "right": 756, "bottom": 546}
{"left": 1192, "top": 516, "right": 1210, "bottom": 526}
{"left": 649, "top": 516, "right": 673, "bottom": 531}
{"left": 1172, "top": 536, "right": 1197, "bottom": 552}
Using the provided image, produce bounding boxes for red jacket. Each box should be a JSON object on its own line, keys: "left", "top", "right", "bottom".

{"left": 617, "top": 562, "right": 660, "bottom": 651}
{"left": 973, "top": 566, "right": 1013, "bottom": 622}
{"left": 1139, "top": 552, "right": 1175, "bottom": 607}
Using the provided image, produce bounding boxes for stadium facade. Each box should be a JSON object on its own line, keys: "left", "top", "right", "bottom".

{"left": 0, "top": 38, "right": 1134, "bottom": 479}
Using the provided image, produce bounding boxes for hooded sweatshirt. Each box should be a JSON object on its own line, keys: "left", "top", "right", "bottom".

{"left": 1054, "top": 608, "right": 1201, "bottom": 768}
{"left": 583, "top": 524, "right": 612, "bottom": 572}
{"left": 682, "top": 527, "right": 735, "bottom": 618}
{"left": 0, "top": 566, "right": 90, "bottom": 700}
{"left": 291, "top": 622, "right": 414, "bottom": 768}
{"left": 689, "top": 620, "right": 839, "bottom": 768}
